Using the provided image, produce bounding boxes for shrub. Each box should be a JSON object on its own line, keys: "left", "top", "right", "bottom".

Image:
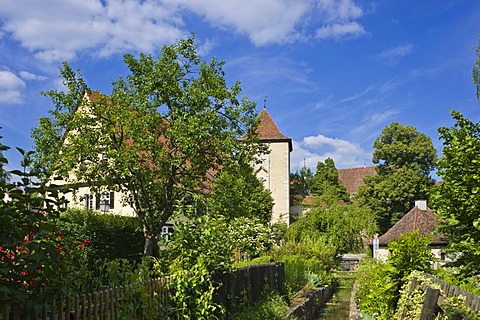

{"left": 231, "top": 291, "right": 293, "bottom": 320}
{"left": 58, "top": 208, "right": 144, "bottom": 262}
{"left": 0, "top": 147, "right": 79, "bottom": 309}
{"left": 355, "top": 258, "right": 397, "bottom": 319}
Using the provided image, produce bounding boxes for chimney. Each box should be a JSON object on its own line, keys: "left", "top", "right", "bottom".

{"left": 415, "top": 200, "right": 427, "bottom": 210}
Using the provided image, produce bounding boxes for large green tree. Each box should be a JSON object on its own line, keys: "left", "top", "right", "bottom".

{"left": 286, "top": 202, "right": 376, "bottom": 255}
{"left": 290, "top": 166, "right": 313, "bottom": 202}
{"left": 32, "top": 37, "right": 260, "bottom": 257}
{"left": 207, "top": 162, "right": 273, "bottom": 224}
{"left": 429, "top": 43, "right": 480, "bottom": 278}
{"left": 310, "top": 158, "right": 349, "bottom": 202}
{"left": 357, "top": 122, "right": 436, "bottom": 233}
{"left": 474, "top": 39, "right": 480, "bottom": 99}
{"left": 432, "top": 112, "right": 480, "bottom": 277}
{"left": 372, "top": 122, "right": 437, "bottom": 176}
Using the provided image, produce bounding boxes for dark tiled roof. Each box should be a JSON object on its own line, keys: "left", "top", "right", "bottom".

{"left": 338, "top": 166, "right": 376, "bottom": 195}
{"left": 378, "top": 206, "right": 448, "bottom": 246}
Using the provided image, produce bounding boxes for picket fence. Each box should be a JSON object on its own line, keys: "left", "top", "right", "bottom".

{"left": 1, "top": 263, "right": 285, "bottom": 320}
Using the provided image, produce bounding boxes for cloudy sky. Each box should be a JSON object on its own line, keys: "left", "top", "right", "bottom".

{"left": 1, "top": 0, "right": 479, "bottom": 174}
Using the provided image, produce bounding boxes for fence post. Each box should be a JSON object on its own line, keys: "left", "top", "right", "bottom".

{"left": 400, "top": 276, "right": 418, "bottom": 319}
{"left": 420, "top": 287, "right": 440, "bottom": 320}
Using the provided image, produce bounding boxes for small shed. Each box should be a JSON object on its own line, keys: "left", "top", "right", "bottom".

{"left": 372, "top": 200, "right": 449, "bottom": 267}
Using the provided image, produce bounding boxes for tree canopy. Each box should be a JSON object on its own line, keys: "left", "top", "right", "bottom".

{"left": 372, "top": 122, "right": 437, "bottom": 176}
{"left": 358, "top": 122, "right": 436, "bottom": 233}
{"left": 474, "top": 40, "right": 480, "bottom": 99}
{"left": 432, "top": 111, "right": 480, "bottom": 277}
{"left": 290, "top": 166, "right": 313, "bottom": 202}
{"left": 310, "top": 158, "right": 349, "bottom": 202}
{"left": 32, "top": 36, "right": 261, "bottom": 256}
{"left": 286, "top": 201, "right": 376, "bottom": 255}
{"left": 207, "top": 162, "right": 273, "bottom": 224}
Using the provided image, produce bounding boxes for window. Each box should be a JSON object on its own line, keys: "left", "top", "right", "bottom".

{"left": 95, "top": 192, "right": 115, "bottom": 211}
{"left": 161, "top": 225, "right": 174, "bottom": 242}
{"left": 84, "top": 194, "right": 94, "bottom": 210}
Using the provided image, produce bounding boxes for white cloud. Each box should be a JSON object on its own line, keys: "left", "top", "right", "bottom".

{"left": 0, "top": 70, "right": 26, "bottom": 104}
{"left": 315, "top": 21, "right": 366, "bottom": 40}
{"left": 0, "top": 0, "right": 185, "bottom": 62}
{"left": 291, "top": 134, "right": 370, "bottom": 172}
{"left": 168, "top": 0, "right": 310, "bottom": 46}
{"left": 377, "top": 44, "right": 413, "bottom": 65}
{"left": 317, "top": 0, "right": 363, "bottom": 22}
{"left": 19, "top": 71, "right": 47, "bottom": 81}
{"left": 0, "top": 0, "right": 367, "bottom": 62}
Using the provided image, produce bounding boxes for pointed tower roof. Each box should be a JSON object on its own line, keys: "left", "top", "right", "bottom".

{"left": 256, "top": 108, "right": 292, "bottom": 151}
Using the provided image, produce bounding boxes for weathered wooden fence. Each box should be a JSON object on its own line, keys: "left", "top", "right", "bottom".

{"left": 213, "top": 262, "right": 285, "bottom": 315}
{"left": 1, "top": 276, "right": 170, "bottom": 320}
{"left": 1, "top": 263, "right": 285, "bottom": 320}
{"left": 400, "top": 272, "right": 480, "bottom": 320}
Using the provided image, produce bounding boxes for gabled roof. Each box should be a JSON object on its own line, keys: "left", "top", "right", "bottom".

{"left": 255, "top": 108, "right": 292, "bottom": 151}
{"left": 378, "top": 205, "right": 447, "bottom": 246}
{"left": 338, "top": 166, "right": 376, "bottom": 195}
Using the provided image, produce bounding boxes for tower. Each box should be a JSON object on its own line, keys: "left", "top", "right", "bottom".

{"left": 254, "top": 108, "right": 292, "bottom": 225}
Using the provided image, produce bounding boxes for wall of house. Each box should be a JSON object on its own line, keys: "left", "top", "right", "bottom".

{"left": 373, "top": 246, "right": 451, "bottom": 269}
{"left": 63, "top": 186, "right": 135, "bottom": 217}
{"left": 256, "top": 141, "right": 290, "bottom": 226}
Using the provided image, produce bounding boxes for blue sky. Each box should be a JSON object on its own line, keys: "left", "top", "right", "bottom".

{"left": 1, "top": 0, "right": 479, "bottom": 175}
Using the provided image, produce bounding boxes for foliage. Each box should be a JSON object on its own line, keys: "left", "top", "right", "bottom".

{"left": 393, "top": 271, "right": 430, "bottom": 320}
{"left": 231, "top": 291, "right": 293, "bottom": 320}
{"left": 0, "top": 131, "right": 9, "bottom": 183}
{"left": 286, "top": 202, "right": 377, "bottom": 255}
{"left": 31, "top": 36, "right": 261, "bottom": 256}
{"left": 387, "top": 231, "right": 434, "bottom": 284}
{"left": 229, "top": 217, "right": 274, "bottom": 259}
{"left": 207, "top": 161, "right": 273, "bottom": 224}
{"left": 310, "top": 158, "right": 349, "bottom": 202}
{"left": 355, "top": 258, "right": 397, "bottom": 319}
{"left": 355, "top": 232, "right": 436, "bottom": 318}
{"left": 0, "top": 145, "right": 79, "bottom": 309}
{"left": 290, "top": 166, "right": 313, "bottom": 202}
{"left": 160, "top": 214, "right": 235, "bottom": 275}
{"left": 372, "top": 122, "right": 437, "bottom": 176}
{"left": 357, "top": 122, "right": 436, "bottom": 233}
{"left": 58, "top": 208, "right": 144, "bottom": 263}
{"left": 431, "top": 110, "right": 480, "bottom": 278}
{"left": 164, "top": 259, "right": 222, "bottom": 319}
{"left": 474, "top": 39, "right": 480, "bottom": 99}
{"left": 396, "top": 271, "right": 480, "bottom": 320}
{"left": 271, "top": 236, "right": 337, "bottom": 296}
{"left": 357, "top": 167, "right": 433, "bottom": 233}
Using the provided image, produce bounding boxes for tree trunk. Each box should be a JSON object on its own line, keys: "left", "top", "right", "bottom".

{"left": 143, "top": 233, "right": 159, "bottom": 257}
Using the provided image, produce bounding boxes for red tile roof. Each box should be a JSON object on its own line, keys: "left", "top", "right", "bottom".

{"left": 338, "top": 166, "right": 376, "bottom": 195}
{"left": 378, "top": 205, "right": 448, "bottom": 246}
{"left": 255, "top": 109, "right": 292, "bottom": 151}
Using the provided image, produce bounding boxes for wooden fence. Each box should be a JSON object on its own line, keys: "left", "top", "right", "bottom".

{"left": 400, "top": 272, "right": 480, "bottom": 320}
{"left": 213, "top": 262, "right": 285, "bottom": 315}
{"left": 1, "top": 276, "right": 170, "bottom": 320}
{"left": 1, "top": 263, "right": 285, "bottom": 320}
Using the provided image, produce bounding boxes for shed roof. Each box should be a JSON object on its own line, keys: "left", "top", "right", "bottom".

{"left": 378, "top": 205, "right": 448, "bottom": 246}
